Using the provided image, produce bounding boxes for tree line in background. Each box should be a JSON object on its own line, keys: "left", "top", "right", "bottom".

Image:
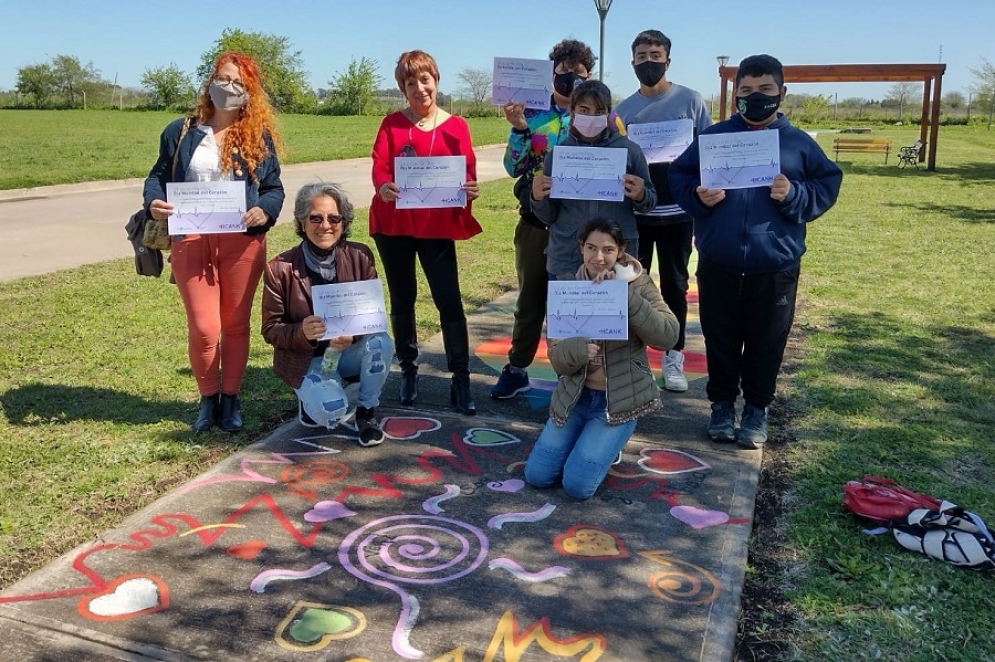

{"left": 5, "top": 28, "right": 995, "bottom": 126}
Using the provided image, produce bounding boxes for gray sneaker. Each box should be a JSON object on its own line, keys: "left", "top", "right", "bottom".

{"left": 707, "top": 401, "right": 736, "bottom": 443}
{"left": 662, "top": 350, "right": 688, "bottom": 392}
{"left": 737, "top": 405, "right": 768, "bottom": 449}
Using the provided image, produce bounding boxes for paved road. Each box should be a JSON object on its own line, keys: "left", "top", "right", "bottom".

{"left": 0, "top": 145, "right": 509, "bottom": 283}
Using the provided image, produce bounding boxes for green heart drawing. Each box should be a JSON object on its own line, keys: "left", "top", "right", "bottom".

{"left": 290, "top": 608, "right": 356, "bottom": 642}
{"left": 464, "top": 427, "right": 521, "bottom": 446}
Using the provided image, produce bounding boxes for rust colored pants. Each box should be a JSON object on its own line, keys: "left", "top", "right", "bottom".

{"left": 171, "top": 233, "right": 266, "bottom": 396}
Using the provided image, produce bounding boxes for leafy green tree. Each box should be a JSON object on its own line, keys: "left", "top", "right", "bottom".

{"left": 15, "top": 63, "right": 57, "bottom": 108}
{"left": 198, "top": 28, "right": 313, "bottom": 113}
{"left": 801, "top": 94, "right": 831, "bottom": 124}
{"left": 141, "top": 63, "right": 193, "bottom": 109}
{"left": 328, "top": 57, "right": 382, "bottom": 115}
{"left": 51, "top": 55, "right": 102, "bottom": 108}
{"left": 969, "top": 58, "right": 995, "bottom": 124}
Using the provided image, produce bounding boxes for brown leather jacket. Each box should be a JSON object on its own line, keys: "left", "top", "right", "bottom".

{"left": 261, "top": 242, "right": 378, "bottom": 388}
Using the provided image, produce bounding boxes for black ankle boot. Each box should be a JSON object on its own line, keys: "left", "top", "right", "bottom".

{"left": 450, "top": 376, "right": 476, "bottom": 416}
{"left": 399, "top": 370, "right": 418, "bottom": 406}
{"left": 194, "top": 393, "right": 220, "bottom": 432}
{"left": 219, "top": 393, "right": 243, "bottom": 433}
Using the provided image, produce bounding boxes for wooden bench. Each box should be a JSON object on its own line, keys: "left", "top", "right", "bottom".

{"left": 832, "top": 137, "right": 893, "bottom": 164}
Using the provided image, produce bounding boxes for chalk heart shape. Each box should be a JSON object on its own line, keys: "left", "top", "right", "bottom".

{"left": 381, "top": 417, "right": 440, "bottom": 440}
{"left": 670, "top": 505, "right": 730, "bottom": 529}
{"left": 304, "top": 500, "right": 357, "bottom": 523}
{"left": 463, "top": 428, "right": 520, "bottom": 446}
{"left": 80, "top": 575, "right": 169, "bottom": 622}
{"left": 279, "top": 602, "right": 366, "bottom": 651}
{"left": 487, "top": 479, "right": 525, "bottom": 493}
{"left": 555, "top": 525, "right": 629, "bottom": 560}
{"left": 227, "top": 539, "right": 266, "bottom": 560}
{"left": 639, "top": 449, "right": 711, "bottom": 475}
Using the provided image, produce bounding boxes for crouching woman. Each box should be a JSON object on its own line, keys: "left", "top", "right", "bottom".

{"left": 262, "top": 182, "right": 394, "bottom": 447}
{"left": 525, "top": 218, "right": 678, "bottom": 499}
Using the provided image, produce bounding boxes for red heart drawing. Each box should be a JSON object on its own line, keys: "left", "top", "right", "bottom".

{"left": 638, "top": 449, "right": 711, "bottom": 475}
{"left": 227, "top": 540, "right": 267, "bottom": 560}
{"left": 380, "top": 417, "right": 441, "bottom": 440}
{"left": 78, "top": 574, "right": 169, "bottom": 622}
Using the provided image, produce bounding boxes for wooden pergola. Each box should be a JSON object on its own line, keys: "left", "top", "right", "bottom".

{"left": 718, "top": 63, "right": 947, "bottom": 170}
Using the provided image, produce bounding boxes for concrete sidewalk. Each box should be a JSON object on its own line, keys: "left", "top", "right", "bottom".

{"left": 1, "top": 149, "right": 760, "bottom": 660}
{"left": 0, "top": 269, "right": 760, "bottom": 661}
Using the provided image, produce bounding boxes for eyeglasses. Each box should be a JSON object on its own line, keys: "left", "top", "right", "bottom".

{"left": 213, "top": 75, "right": 246, "bottom": 94}
{"left": 307, "top": 214, "right": 344, "bottom": 226}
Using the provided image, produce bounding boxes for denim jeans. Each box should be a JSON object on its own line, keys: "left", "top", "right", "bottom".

{"left": 295, "top": 332, "right": 394, "bottom": 421}
{"left": 525, "top": 388, "right": 636, "bottom": 500}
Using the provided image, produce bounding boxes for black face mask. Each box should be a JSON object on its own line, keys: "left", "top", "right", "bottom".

{"left": 633, "top": 60, "right": 667, "bottom": 87}
{"left": 553, "top": 72, "right": 583, "bottom": 98}
{"left": 736, "top": 91, "right": 781, "bottom": 123}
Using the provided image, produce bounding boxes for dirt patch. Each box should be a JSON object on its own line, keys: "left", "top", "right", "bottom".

{"left": 734, "top": 334, "right": 807, "bottom": 661}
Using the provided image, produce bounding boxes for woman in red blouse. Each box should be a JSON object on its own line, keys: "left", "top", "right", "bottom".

{"left": 370, "top": 50, "right": 482, "bottom": 415}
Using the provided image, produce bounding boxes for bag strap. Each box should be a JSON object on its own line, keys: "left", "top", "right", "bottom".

{"left": 171, "top": 116, "right": 193, "bottom": 180}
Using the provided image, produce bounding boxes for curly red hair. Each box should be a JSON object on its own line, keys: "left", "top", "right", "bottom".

{"left": 195, "top": 52, "right": 283, "bottom": 180}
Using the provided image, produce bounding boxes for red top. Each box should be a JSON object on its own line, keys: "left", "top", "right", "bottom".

{"left": 369, "top": 111, "right": 482, "bottom": 240}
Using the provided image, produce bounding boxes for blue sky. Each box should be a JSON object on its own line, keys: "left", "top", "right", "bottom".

{"left": 1, "top": 0, "right": 991, "bottom": 104}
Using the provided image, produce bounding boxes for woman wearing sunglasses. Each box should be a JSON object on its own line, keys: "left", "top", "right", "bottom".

{"left": 262, "top": 183, "right": 394, "bottom": 447}
{"left": 369, "top": 50, "right": 482, "bottom": 416}
{"left": 144, "top": 51, "right": 285, "bottom": 433}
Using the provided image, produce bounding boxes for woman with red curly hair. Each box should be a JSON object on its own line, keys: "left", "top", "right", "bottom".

{"left": 144, "top": 52, "right": 285, "bottom": 433}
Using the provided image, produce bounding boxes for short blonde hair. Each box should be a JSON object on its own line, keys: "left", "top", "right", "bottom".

{"left": 394, "top": 50, "right": 440, "bottom": 91}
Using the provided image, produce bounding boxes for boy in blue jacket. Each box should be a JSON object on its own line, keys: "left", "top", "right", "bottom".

{"left": 669, "top": 54, "right": 842, "bottom": 448}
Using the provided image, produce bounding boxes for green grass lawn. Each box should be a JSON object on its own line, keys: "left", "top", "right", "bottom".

{"left": 1, "top": 117, "right": 994, "bottom": 660}
{"left": 0, "top": 110, "right": 509, "bottom": 189}
{"left": 760, "top": 126, "right": 995, "bottom": 660}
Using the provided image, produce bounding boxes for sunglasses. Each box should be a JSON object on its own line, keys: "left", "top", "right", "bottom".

{"left": 307, "top": 214, "right": 344, "bottom": 225}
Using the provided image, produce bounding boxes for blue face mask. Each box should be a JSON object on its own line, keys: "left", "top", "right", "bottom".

{"left": 736, "top": 91, "right": 781, "bottom": 123}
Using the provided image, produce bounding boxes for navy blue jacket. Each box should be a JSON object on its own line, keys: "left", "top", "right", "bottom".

{"left": 669, "top": 113, "right": 842, "bottom": 275}
{"left": 143, "top": 116, "right": 285, "bottom": 235}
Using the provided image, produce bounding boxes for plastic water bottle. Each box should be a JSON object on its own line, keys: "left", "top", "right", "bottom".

{"left": 319, "top": 346, "right": 341, "bottom": 383}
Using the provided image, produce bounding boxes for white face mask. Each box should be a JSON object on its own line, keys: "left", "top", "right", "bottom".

{"left": 209, "top": 81, "right": 248, "bottom": 111}
{"left": 572, "top": 112, "right": 608, "bottom": 138}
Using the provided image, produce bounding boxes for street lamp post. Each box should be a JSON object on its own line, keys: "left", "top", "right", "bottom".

{"left": 716, "top": 55, "right": 730, "bottom": 119}
{"left": 593, "top": 0, "right": 613, "bottom": 81}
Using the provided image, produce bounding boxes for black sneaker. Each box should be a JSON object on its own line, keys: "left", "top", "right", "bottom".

{"left": 707, "top": 401, "right": 736, "bottom": 443}
{"left": 356, "top": 406, "right": 385, "bottom": 447}
{"left": 490, "top": 364, "right": 531, "bottom": 399}
{"left": 737, "top": 404, "right": 768, "bottom": 449}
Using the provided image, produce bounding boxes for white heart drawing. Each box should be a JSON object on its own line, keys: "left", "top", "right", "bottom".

{"left": 88, "top": 577, "right": 161, "bottom": 617}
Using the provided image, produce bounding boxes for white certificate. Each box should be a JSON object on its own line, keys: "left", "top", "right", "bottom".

{"left": 626, "top": 119, "right": 694, "bottom": 163}
{"left": 492, "top": 57, "right": 553, "bottom": 110}
{"left": 550, "top": 146, "right": 627, "bottom": 202}
{"left": 546, "top": 279, "right": 628, "bottom": 340}
{"left": 395, "top": 156, "right": 467, "bottom": 209}
{"left": 312, "top": 279, "right": 388, "bottom": 340}
{"left": 698, "top": 131, "right": 781, "bottom": 190}
{"left": 166, "top": 181, "right": 246, "bottom": 234}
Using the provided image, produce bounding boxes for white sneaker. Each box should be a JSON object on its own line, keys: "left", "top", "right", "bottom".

{"left": 663, "top": 350, "right": 689, "bottom": 392}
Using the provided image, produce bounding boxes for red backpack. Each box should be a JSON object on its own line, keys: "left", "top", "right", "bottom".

{"left": 842, "top": 476, "right": 941, "bottom": 525}
{"left": 843, "top": 476, "right": 995, "bottom": 571}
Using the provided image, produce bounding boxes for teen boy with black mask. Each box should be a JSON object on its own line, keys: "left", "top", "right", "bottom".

{"left": 669, "top": 54, "right": 842, "bottom": 449}
{"left": 611, "top": 30, "right": 711, "bottom": 394}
